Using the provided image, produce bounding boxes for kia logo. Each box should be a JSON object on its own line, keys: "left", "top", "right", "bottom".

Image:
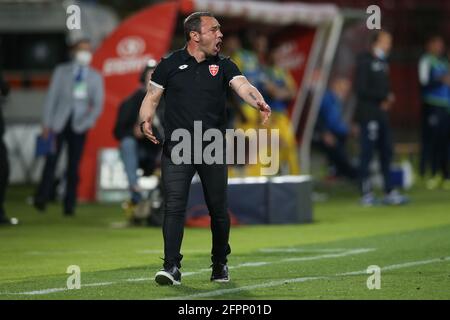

{"left": 117, "top": 37, "right": 145, "bottom": 57}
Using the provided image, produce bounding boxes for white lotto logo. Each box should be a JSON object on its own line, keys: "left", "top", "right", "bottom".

{"left": 103, "top": 36, "right": 152, "bottom": 76}
{"left": 117, "top": 36, "right": 146, "bottom": 58}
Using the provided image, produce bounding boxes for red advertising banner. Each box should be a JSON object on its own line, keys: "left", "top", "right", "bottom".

{"left": 78, "top": 2, "right": 179, "bottom": 201}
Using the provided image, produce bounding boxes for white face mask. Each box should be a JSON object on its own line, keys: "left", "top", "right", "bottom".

{"left": 75, "top": 50, "right": 92, "bottom": 66}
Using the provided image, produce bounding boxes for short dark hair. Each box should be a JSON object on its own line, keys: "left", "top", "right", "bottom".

{"left": 69, "top": 37, "right": 91, "bottom": 51}
{"left": 370, "top": 30, "right": 391, "bottom": 46}
{"left": 183, "top": 12, "right": 214, "bottom": 41}
{"left": 425, "top": 34, "right": 443, "bottom": 45}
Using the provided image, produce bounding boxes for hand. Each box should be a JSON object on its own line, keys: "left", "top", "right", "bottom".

{"left": 139, "top": 117, "right": 159, "bottom": 145}
{"left": 257, "top": 101, "right": 271, "bottom": 125}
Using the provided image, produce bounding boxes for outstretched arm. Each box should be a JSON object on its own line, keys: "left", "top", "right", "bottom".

{"left": 139, "top": 82, "right": 164, "bottom": 144}
{"left": 230, "top": 76, "right": 271, "bottom": 125}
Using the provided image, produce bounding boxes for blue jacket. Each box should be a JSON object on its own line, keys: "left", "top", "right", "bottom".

{"left": 319, "top": 90, "right": 349, "bottom": 136}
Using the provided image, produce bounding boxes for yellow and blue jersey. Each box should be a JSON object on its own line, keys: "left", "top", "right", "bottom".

{"left": 264, "top": 66, "right": 297, "bottom": 113}
{"left": 231, "top": 49, "right": 266, "bottom": 92}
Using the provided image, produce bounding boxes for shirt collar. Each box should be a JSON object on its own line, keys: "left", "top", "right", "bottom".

{"left": 181, "top": 46, "right": 218, "bottom": 63}
{"left": 72, "top": 62, "right": 87, "bottom": 72}
{"left": 181, "top": 46, "right": 191, "bottom": 61}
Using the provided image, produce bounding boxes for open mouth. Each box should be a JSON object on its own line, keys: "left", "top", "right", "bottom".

{"left": 215, "top": 41, "right": 222, "bottom": 51}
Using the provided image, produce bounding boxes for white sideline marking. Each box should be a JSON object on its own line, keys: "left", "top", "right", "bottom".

{"left": 83, "top": 282, "right": 114, "bottom": 287}
{"left": 23, "top": 249, "right": 205, "bottom": 256}
{"left": 0, "top": 248, "right": 372, "bottom": 296}
{"left": 137, "top": 249, "right": 205, "bottom": 255}
{"left": 166, "top": 256, "right": 450, "bottom": 300}
{"left": 235, "top": 262, "right": 270, "bottom": 267}
{"left": 340, "top": 257, "right": 450, "bottom": 276}
{"left": 167, "top": 276, "right": 326, "bottom": 300}
{"left": 177, "top": 251, "right": 370, "bottom": 278}
{"left": 14, "top": 288, "right": 68, "bottom": 295}
{"left": 25, "top": 250, "right": 97, "bottom": 256}
{"left": 259, "top": 248, "right": 366, "bottom": 253}
{"left": 283, "top": 249, "right": 373, "bottom": 262}
{"left": 126, "top": 278, "right": 152, "bottom": 282}
{"left": 7, "top": 282, "right": 116, "bottom": 295}
{"left": 180, "top": 249, "right": 373, "bottom": 277}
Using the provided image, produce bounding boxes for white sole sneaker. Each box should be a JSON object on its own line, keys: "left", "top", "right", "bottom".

{"left": 212, "top": 278, "right": 230, "bottom": 283}
{"left": 155, "top": 270, "right": 181, "bottom": 286}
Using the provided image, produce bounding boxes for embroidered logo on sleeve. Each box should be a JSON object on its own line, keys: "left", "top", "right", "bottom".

{"left": 209, "top": 64, "right": 219, "bottom": 76}
{"left": 179, "top": 64, "right": 188, "bottom": 70}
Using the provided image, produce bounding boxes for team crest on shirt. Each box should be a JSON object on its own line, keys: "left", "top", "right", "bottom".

{"left": 209, "top": 64, "right": 219, "bottom": 76}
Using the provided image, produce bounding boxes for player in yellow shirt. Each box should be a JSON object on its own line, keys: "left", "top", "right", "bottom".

{"left": 263, "top": 46, "right": 300, "bottom": 174}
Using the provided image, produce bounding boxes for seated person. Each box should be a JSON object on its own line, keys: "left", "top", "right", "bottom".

{"left": 316, "top": 77, "right": 358, "bottom": 181}
{"left": 113, "top": 60, "right": 164, "bottom": 206}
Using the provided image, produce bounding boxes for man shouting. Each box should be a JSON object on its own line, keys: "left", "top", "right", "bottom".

{"left": 139, "top": 12, "right": 271, "bottom": 285}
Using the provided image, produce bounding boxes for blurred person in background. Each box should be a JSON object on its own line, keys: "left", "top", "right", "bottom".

{"left": 263, "top": 44, "right": 300, "bottom": 174}
{"left": 0, "top": 67, "right": 17, "bottom": 226}
{"left": 113, "top": 60, "right": 163, "bottom": 215}
{"left": 317, "top": 77, "right": 358, "bottom": 181}
{"left": 251, "top": 32, "right": 269, "bottom": 66}
{"left": 418, "top": 35, "right": 450, "bottom": 189}
{"left": 33, "top": 38, "right": 104, "bottom": 216}
{"left": 354, "top": 30, "right": 408, "bottom": 206}
{"left": 223, "top": 33, "right": 268, "bottom": 176}
{"left": 226, "top": 33, "right": 267, "bottom": 131}
{"left": 220, "top": 35, "right": 247, "bottom": 129}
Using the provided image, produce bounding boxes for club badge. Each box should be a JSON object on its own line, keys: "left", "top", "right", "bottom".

{"left": 209, "top": 64, "right": 219, "bottom": 76}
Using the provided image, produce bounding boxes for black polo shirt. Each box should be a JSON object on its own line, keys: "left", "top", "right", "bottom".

{"left": 150, "top": 47, "right": 243, "bottom": 143}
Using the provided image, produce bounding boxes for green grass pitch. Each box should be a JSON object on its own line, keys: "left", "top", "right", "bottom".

{"left": 0, "top": 184, "right": 449, "bottom": 300}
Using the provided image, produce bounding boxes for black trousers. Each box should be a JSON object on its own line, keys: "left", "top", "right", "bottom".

{"left": 0, "top": 138, "right": 9, "bottom": 219}
{"left": 35, "top": 120, "right": 86, "bottom": 212}
{"left": 420, "top": 103, "right": 432, "bottom": 177}
{"left": 160, "top": 147, "right": 230, "bottom": 268}
{"left": 421, "top": 105, "right": 450, "bottom": 179}
{"left": 359, "top": 118, "right": 393, "bottom": 195}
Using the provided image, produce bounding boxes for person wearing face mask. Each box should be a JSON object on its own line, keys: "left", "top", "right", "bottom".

{"left": 354, "top": 30, "right": 408, "bottom": 206}
{"left": 33, "top": 38, "right": 104, "bottom": 216}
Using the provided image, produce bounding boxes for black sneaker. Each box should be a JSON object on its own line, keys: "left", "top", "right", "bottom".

{"left": 155, "top": 265, "right": 181, "bottom": 286}
{"left": 64, "top": 208, "right": 75, "bottom": 216}
{"left": 210, "top": 263, "right": 229, "bottom": 282}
